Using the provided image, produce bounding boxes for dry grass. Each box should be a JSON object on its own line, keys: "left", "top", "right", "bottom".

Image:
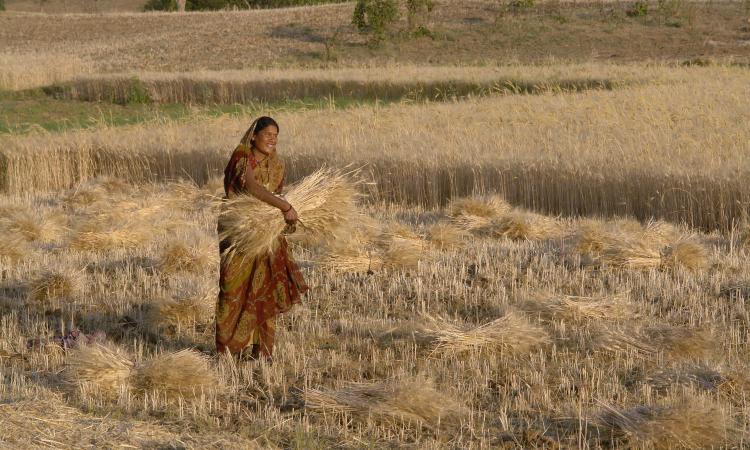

{"left": 596, "top": 395, "right": 734, "bottom": 449}
{"left": 219, "top": 168, "right": 360, "bottom": 262}
{"left": 314, "top": 221, "right": 426, "bottom": 273}
{"left": 382, "top": 236, "right": 424, "bottom": 271}
{"left": 0, "top": 51, "right": 94, "bottom": 90}
{"left": 304, "top": 378, "right": 465, "bottom": 430}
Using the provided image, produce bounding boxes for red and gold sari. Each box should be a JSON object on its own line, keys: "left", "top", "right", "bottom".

{"left": 216, "top": 144, "right": 308, "bottom": 358}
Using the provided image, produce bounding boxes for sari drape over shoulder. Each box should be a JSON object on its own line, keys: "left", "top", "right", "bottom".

{"left": 216, "top": 144, "right": 308, "bottom": 357}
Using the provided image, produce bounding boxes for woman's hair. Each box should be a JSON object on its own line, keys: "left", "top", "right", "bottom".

{"left": 240, "top": 116, "right": 279, "bottom": 146}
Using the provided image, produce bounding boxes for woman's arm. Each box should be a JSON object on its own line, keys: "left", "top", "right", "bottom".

{"left": 245, "top": 165, "right": 298, "bottom": 223}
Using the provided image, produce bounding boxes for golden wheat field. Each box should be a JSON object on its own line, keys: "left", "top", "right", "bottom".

{"left": 3, "top": 0, "right": 750, "bottom": 448}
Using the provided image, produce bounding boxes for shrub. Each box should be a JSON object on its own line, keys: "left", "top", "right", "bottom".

{"left": 124, "top": 79, "right": 151, "bottom": 104}
{"left": 143, "top": 0, "right": 176, "bottom": 10}
{"left": 352, "top": 0, "right": 400, "bottom": 45}
{"left": 509, "top": 0, "right": 534, "bottom": 9}
{"left": 406, "top": 0, "right": 434, "bottom": 30}
{"left": 0, "top": 0, "right": 5, "bottom": 11}
{"left": 626, "top": 1, "right": 648, "bottom": 17}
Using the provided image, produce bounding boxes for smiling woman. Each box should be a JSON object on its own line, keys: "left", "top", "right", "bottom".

{"left": 215, "top": 116, "right": 309, "bottom": 362}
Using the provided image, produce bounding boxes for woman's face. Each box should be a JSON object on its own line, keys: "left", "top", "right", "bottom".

{"left": 253, "top": 125, "right": 279, "bottom": 154}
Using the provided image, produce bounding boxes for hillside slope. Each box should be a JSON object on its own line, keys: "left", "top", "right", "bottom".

{"left": 1, "top": 1, "right": 749, "bottom": 72}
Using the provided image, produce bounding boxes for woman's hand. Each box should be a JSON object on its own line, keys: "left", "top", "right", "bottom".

{"left": 283, "top": 205, "right": 298, "bottom": 224}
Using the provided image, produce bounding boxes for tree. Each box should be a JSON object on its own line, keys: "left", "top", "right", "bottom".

{"left": 352, "top": 0, "right": 400, "bottom": 46}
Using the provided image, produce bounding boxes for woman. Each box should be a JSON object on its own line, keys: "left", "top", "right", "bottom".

{"left": 216, "top": 116, "right": 308, "bottom": 361}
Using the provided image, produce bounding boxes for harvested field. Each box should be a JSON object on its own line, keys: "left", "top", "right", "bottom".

{"left": 1, "top": 184, "right": 748, "bottom": 447}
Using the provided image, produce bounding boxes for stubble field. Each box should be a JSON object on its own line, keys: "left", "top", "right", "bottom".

{"left": 2, "top": 1, "right": 750, "bottom": 448}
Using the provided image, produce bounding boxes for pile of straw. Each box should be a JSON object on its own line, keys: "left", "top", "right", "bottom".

{"left": 69, "top": 228, "right": 149, "bottom": 251}
{"left": 317, "top": 233, "right": 425, "bottom": 273}
{"left": 426, "top": 312, "right": 550, "bottom": 355}
{"left": 570, "top": 218, "right": 707, "bottom": 272}
{"left": 598, "top": 236, "right": 663, "bottom": 270}
{"left": 219, "top": 169, "right": 360, "bottom": 262}
{"left": 426, "top": 223, "right": 470, "bottom": 250}
{"left": 596, "top": 396, "right": 734, "bottom": 448}
{"left": 740, "top": 224, "right": 750, "bottom": 249}
{"left": 571, "top": 220, "right": 615, "bottom": 256}
{"left": 157, "top": 240, "right": 213, "bottom": 274}
{"left": 0, "top": 208, "right": 65, "bottom": 243}
{"left": 317, "top": 245, "right": 385, "bottom": 273}
{"left": 383, "top": 236, "right": 424, "bottom": 270}
{"left": 646, "top": 364, "right": 726, "bottom": 393}
{"left": 65, "top": 345, "right": 218, "bottom": 400}
{"left": 588, "top": 326, "right": 657, "bottom": 355}
{"left": 144, "top": 291, "right": 214, "bottom": 335}
{"left": 63, "top": 177, "right": 132, "bottom": 209}
{"left": 304, "top": 378, "right": 465, "bottom": 430}
{"left": 643, "top": 219, "right": 680, "bottom": 248}
{"left": 0, "top": 233, "right": 28, "bottom": 261}
{"left": 28, "top": 269, "right": 85, "bottom": 304}
{"left": 642, "top": 325, "right": 714, "bottom": 361}
{"left": 312, "top": 215, "right": 428, "bottom": 273}
{"left": 518, "top": 293, "right": 635, "bottom": 322}
{"left": 479, "top": 210, "right": 563, "bottom": 241}
{"left": 134, "top": 349, "right": 217, "bottom": 398}
{"left": 659, "top": 239, "right": 709, "bottom": 271}
{"left": 67, "top": 197, "right": 171, "bottom": 251}
{"left": 589, "top": 325, "right": 713, "bottom": 360}
{"left": 64, "top": 344, "right": 134, "bottom": 395}
{"left": 448, "top": 195, "right": 511, "bottom": 231}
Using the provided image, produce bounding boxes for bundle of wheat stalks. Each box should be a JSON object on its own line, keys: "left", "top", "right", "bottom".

{"left": 64, "top": 345, "right": 217, "bottom": 399}
{"left": 218, "top": 168, "right": 361, "bottom": 262}
{"left": 518, "top": 292, "right": 635, "bottom": 323}
{"left": 304, "top": 378, "right": 465, "bottom": 430}
{"left": 425, "top": 312, "right": 550, "bottom": 355}
{"left": 596, "top": 395, "right": 734, "bottom": 448}
{"left": 591, "top": 324, "right": 713, "bottom": 361}
{"left": 449, "top": 195, "right": 564, "bottom": 241}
